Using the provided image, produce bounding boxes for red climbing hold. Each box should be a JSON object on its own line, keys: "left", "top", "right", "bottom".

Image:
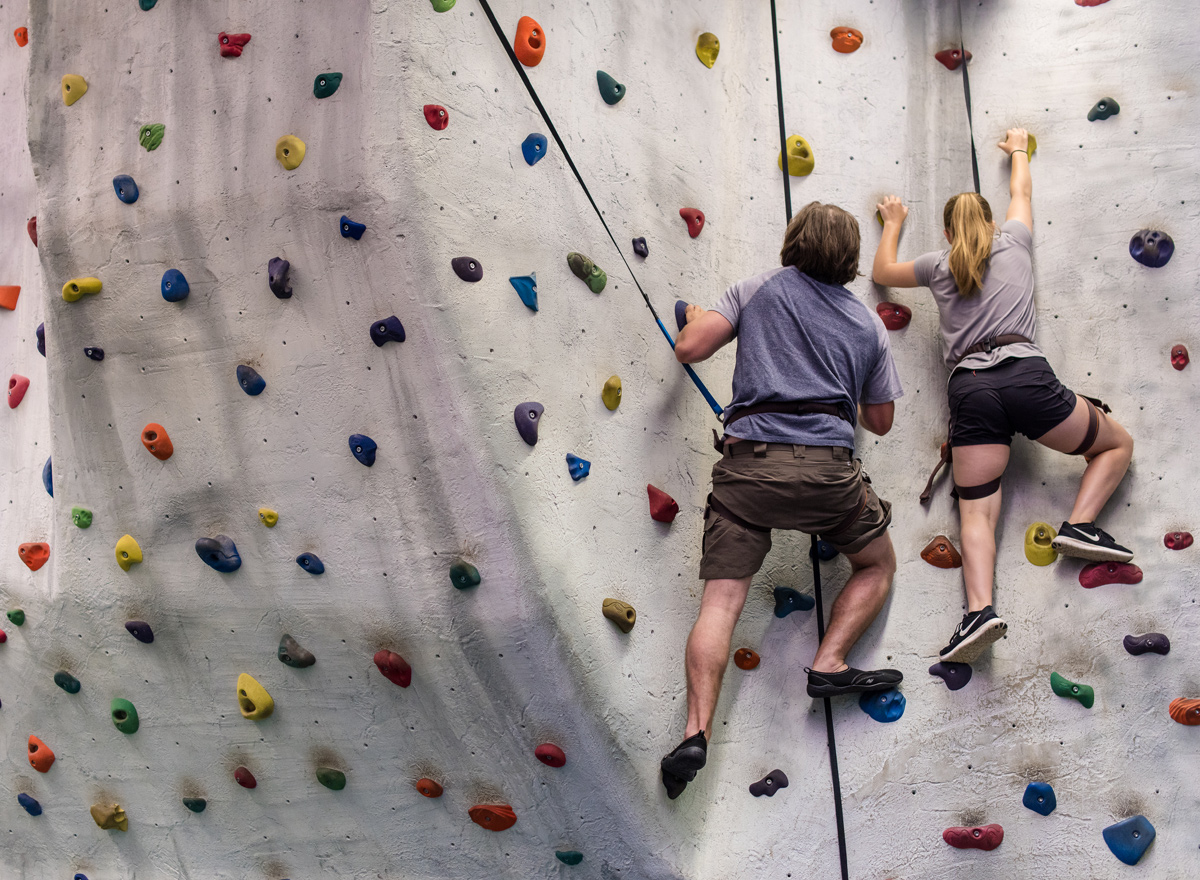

{"left": 514, "top": 16, "right": 545, "bottom": 67}
{"left": 876, "top": 302, "right": 912, "bottom": 330}
{"left": 28, "top": 735, "right": 55, "bottom": 773}
{"left": 535, "top": 743, "right": 566, "bottom": 767}
{"left": 0, "top": 630, "right": 6, "bottom": 643}
{"left": 1169, "top": 697, "right": 1200, "bottom": 725}
{"left": 921, "top": 535, "right": 962, "bottom": 569}
{"left": 27, "top": 217, "right": 37, "bottom": 246}
{"left": 218, "top": 32, "right": 251, "bottom": 58}
{"left": 374, "top": 649, "right": 412, "bottom": 688}
{"left": 1171, "top": 345, "right": 1189, "bottom": 370}
{"left": 18, "top": 542, "right": 50, "bottom": 572}
{"left": 469, "top": 804, "right": 517, "bottom": 831}
{"left": 1079, "top": 561, "right": 1143, "bottom": 588}
{"left": 1164, "top": 531, "right": 1193, "bottom": 550}
{"left": 416, "top": 778, "right": 443, "bottom": 798}
{"left": 935, "top": 48, "right": 971, "bottom": 71}
{"left": 234, "top": 766, "right": 257, "bottom": 788}
{"left": 8, "top": 375, "right": 30, "bottom": 409}
{"left": 647, "top": 484, "right": 679, "bottom": 523}
{"left": 943, "top": 824, "right": 1004, "bottom": 851}
{"left": 1075, "top": 0, "right": 1111, "bottom": 6}
{"left": 679, "top": 208, "right": 705, "bottom": 238}
{"left": 14, "top": 27, "right": 29, "bottom": 47}
{"left": 423, "top": 104, "right": 449, "bottom": 131}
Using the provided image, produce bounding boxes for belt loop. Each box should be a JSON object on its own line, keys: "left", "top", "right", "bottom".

{"left": 792, "top": 444, "right": 804, "bottom": 459}
{"left": 753, "top": 442, "right": 767, "bottom": 458}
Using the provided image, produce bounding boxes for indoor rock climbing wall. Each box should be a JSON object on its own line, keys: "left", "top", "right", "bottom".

{"left": 1, "top": 0, "right": 1197, "bottom": 878}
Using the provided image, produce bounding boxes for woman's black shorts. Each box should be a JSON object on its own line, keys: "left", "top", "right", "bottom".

{"left": 948, "top": 356, "right": 1077, "bottom": 447}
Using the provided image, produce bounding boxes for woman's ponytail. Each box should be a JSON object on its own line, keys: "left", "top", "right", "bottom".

{"left": 943, "top": 193, "right": 994, "bottom": 296}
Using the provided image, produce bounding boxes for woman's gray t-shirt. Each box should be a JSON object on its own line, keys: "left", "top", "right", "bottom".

{"left": 913, "top": 219, "right": 1043, "bottom": 373}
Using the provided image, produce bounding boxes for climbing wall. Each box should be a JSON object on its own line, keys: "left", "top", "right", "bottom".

{"left": 1, "top": 0, "right": 1197, "bottom": 878}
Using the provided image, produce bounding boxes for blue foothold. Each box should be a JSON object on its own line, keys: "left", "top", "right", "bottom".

{"left": 1103, "top": 815, "right": 1156, "bottom": 865}
{"left": 1022, "top": 781, "right": 1057, "bottom": 816}
{"left": 349, "top": 434, "right": 377, "bottom": 466}
{"left": 370, "top": 315, "right": 406, "bottom": 346}
{"left": 521, "top": 133, "right": 548, "bottom": 165}
{"left": 36, "top": 322, "right": 45, "bottom": 356}
{"left": 42, "top": 456, "right": 52, "bottom": 497}
{"left": 340, "top": 215, "right": 366, "bottom": 239}
{"left": 18, "top": 792, "right": 43, "bottom": 816}
{"left": 195, "top": 535, "right": 242, "bottom": 573}
{"left": 84, "top": 346, "right": 105, "bottom": 361}
{"left": 814, "top": 540, "right": 838, "bottom": 561}
{"left": 566, "top": 453, "right": 591, "bottom": 480}
{"left": 509, "top": 273, "right": 538, "bottom": 311}
{"left": 161, "top": 269, "right": 190, "bottom": 302}
{"left": 773, "top": 586, "right": 815, "bottom": 618}
{"left": 297, "top": 553, "right": 325, "bottom": 574}
{"left": 113, "top": 174, "right": 139, "bottom": 204}
{"left": 674, "top": 300, "right": 688, "bottom": 332}
{"left": 236, "top": 364, "right": 266, "bottom": 396}
{"left": 514, "top": 401, "right": 544, "bottom": 446}
{"left": 858, "top": 688, "right": 905, "bottom": 723}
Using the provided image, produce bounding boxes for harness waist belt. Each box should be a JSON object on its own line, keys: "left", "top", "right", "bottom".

{"left": 714, "top": 400, "right": 851, "bottom": 452}
{"left": 954, "top": 334, "right": 1033, "bottom": 367}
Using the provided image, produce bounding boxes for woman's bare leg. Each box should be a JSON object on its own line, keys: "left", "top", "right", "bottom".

{"left": 951, "top": 444, "right": 1010, "bottom": 611}
{"left": 1035, "top": 396, "right": 1134, "bottom": 522}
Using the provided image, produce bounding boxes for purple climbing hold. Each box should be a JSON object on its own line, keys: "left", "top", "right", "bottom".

{"left": 928, "top": 661, "right": 973, "bottom": 691}
{"left": 340, "top": 215, "right": 366, "bottom": 240}
{"left": 749, "top": 769, "right": 789, "bottom": 797}
{"left": 125, "top": 620, "right": 154, "bottom": 643}
{"left": 674, "top": 300, "right": 688, "bottom": 332}
{"left": 268, "top": 257, "right": 292, "bottom": 298}
{"left": 36, "top": 323, "right": 44, "bottom": 356}
{"left": 514, "top": 402, "right": 544, "bottom": 446}
{"left": 632, "top": 237, "right": 649, "bottom": 258}
{"left": 1123, "top": 632, "right": 1170, "bottom": 656}
{"left": 451, "top": 257, "right": 483, "bottom": 282}
{"left": 349, "top": 434, "right": 377, "bottom": 466}
{"left": 859, "top": 688, "right": 905, "bottom": 722}
{"left": 84, "top": 346, "right": 104, "bottom": 361}
{"left": 370, "top": 316, "right": 406, "bottom": 346}
{"left": 1129, "top": 229, "right": 1174, "bottom": 268}
{"left": 773, "top": 586, "right": 815, "bottom": 617}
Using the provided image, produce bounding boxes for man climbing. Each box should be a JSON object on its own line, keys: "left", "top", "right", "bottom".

{"left": 660, "top": 201, "right": 904, "bottom": 799}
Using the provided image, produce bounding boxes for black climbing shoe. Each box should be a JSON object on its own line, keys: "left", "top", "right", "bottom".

{"left": 1052, "top": 521, "right": 1133, "bottom": 563}
{"left": 805, "top": 666, "right": 902, "bottom": 698}
{"left": 939, "top": 605, "right": 1008, "bottom": 663}
{"left": 660, "top": 731, "right": 707, "bottom": 800}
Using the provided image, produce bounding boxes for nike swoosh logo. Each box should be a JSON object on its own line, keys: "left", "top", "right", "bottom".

{"left": 1070, "top": 532, "right": 1102, "bottom": 543}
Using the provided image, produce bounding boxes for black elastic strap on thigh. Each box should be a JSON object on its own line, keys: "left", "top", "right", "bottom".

{"left": 707, "top": 493, "right": 770, "bottom": 533}
{"left": 954, "top": 475, "right": 1002, "bottom": 500}
{"left": 1069, "top": 397, "right": 1101, "bottom": 456}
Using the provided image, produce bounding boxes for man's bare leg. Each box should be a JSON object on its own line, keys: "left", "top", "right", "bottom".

{"left": 810, "top": 534, "right": 897, "bottom": 673}
{"left": 684, "top": 576, "right": 752, "bottom": 737}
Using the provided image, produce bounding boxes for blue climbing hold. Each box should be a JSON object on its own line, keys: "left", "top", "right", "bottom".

{"left": 773, "top": 586, "right": 815, "bottom": 617}
{"left": 268, "top": 257, "right": 292, "bottom": 298}
{"left": 928, "top": 661, "right": 972, "bottom": 691}
{"left": 18, "top": 793, "right": 43, "bottom": 816}
{"left": 195, "top": 535, "right": 242, "bottom": 573}
{"left": 297, "top": 553, "right": 325, "bottom": 574}
{"left": 113, "top": 174, "right": 139, "bottom": 204}
{"left": 451, "top": 256, "right": 483, "bottom": 282}
{"left": 75, "top": 875, "right": 89, "bottom": 880}
{"left": 1103, "top": 815, "right": 1155, "bottom": 865}
{"left": 632, "top": 237, "right": 648, "bottom": 258}
{"left": 514, "top": 401, "right": 544, "bottom": 446}
{"left": 370, "top": 316, "right": 406, "bottom": 346}
{"left": 349, "top": 434, "right": 377, "bottom": 466}
{"left": 236, "top": 365, "right": 266, "bottom": 396}
{"left": 340, "top": 215, "right": 366, "bottom": 239}
{"left": 509, "top": 273, "right": 538, "bottom": 311}
{"left": 858, "top": 688, "right": 905, "bottom": 722}
{"left": 1022, "top": 781, "right": 1057, "bottom": 816}
{"left": 84, "top": 346, "right": 104, "bottom": 361}
{"left": 161, "top": 269, "right": 189, "bottom": 302}
{"left": 521, "top": 133, "right": 548, "bottom": 165}
{"left": 814, "top": 540, "right": 838, "bottom": 561}
{"left": 36, "top": 322, "right": 44, "bottom": 356}
{"left": 674, "top": 300, "right": 688, "bottom": 332}
{"left": 42, "top": 456, "right": 52, "bottom": 497}
{"left": 566, "top": 453, "right": 590, "bottom": 481}
{"left": 1129, "top": 229, "right": 1174, "bottom": 268}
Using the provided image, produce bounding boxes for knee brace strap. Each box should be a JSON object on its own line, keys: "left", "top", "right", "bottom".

{"left": 954, "top": 476, "right": 1002, "bottom": 500}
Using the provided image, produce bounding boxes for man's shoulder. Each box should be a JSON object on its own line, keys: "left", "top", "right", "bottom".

{"left": 733, "top": 265, "right": 792, "bottom": 298}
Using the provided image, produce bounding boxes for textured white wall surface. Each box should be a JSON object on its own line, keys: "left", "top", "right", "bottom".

{"left": 1, "top": 1, "right": 1197, "bottom": 878}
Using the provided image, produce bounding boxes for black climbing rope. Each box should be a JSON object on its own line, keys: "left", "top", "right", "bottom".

{"left": 768, "top": 0, "right": 792, "bottom": 224}
{"left": 475, "top": 0, "right": 724, "bottom": 418}
{"left": 956, "top": 0, "right": 981, "bottom": 194}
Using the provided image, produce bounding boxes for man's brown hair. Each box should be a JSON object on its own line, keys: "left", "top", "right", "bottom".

{"left": 778, "top": 201, "right": 860, "bottom": 286}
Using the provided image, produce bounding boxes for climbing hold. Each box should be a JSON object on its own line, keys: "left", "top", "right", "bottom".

{"left": 695, "top": 33, "right": 720, "bottom": 68}
{"left": 297, "top": 553, "right": 325, "bottom": 574}
{"left": 317, "top": 768, "right": 347, "bottom": 790}
{"left": 138, "top": 123, "right": 165, "bottom": 151}
{"left": 566, "top": 453, "right": 591, "bottom": 481}
{"left": 18, "top": 793, "right": 42, "bottom": 816}
{"left": 509, "top": 273, "right": 538, "bottom": 311}
{"left": 521, "top": 133, "right": 548, "bottom": 166}
{"left": 778, "top": 134, "right": 815, "bottom": 177}
{"left": 0, "top": 629, "right": 5, "bottom": 642}
{"left": 734, "top": 648, "right": 760, "bottom": 670}
{"left": 859, "top": 689, "right": 906, "bottom": 722}
{"left": 944, "top": 824, "right": 1003, "bottom": 850}
{"left": 1050, "top": 671, "right": 1094, "bottom": 708}
{"left": 112, "top": 175, "right": 139, "bottom": 205}
{"left": 928, "top": 661, "right": 972, "bottom": 690}
{"left": 596, "top": 71, "right": 626, "bottom": 105}
{"left": 514, "top": 401, "right": 544, "bottom": 446}
{"left": 61, "top": 74, "right": 88, "bottom": 105}
{"left": 8, "top": 374, "right": 30, "bottom": 408}
{"left": 14, "top": 27, "right": 28, "bottom": 47}
{"left": 1169, "top": 697, "right": 1200, "bottom": 724}
{"left": 567, "top": 252, "right": 607, "bottom": 293}
{"left": 236, "top": 364, "right": 266, "bottom": 396}
{"left": 876, "top": 302, "right": 912, "bottom": 331}
{"left": 449, "top": 559, "right": 480, "bottom": 589}
{"left": 234, "top": 766, "right": 257, "bottom": 788}
{"left": 1087, "top": 97, "right": 1120, "bottom": 121}
{"left": 8, "top": 609, "right": 26, "bottom": 626}
{"left": 90, "top": 803, "right": 128, "bottom": 831}
{"left": 19, "top": 542, "right": 50, "bottom": 571}
{"left": 416, "top": 778, "right": 443, "bottom": 798}
{"left": 369, "top": 316, "right": 405, "bottom": 345}
{"left": 115, "top": 534, "right": 143, "bottom": 571}
{"left": 679, "top": 208, "right": 705, "bottom": 238}
{"left": 236, "top": 673, "right": 275, "bottom": 720}
{"left": 84, "top": 346, "right": 104, "bottom": 361}
{"left": 374, "top": 649, "right": 412, "bottom": 687}
{"left": 773, "top": 586, "right": 815, "bottom": 617}
{"left": 423, "top": 104, "right": 449, "bottom": 130}
{"left": 470, "top": 804, "right": 517, "bottom": 831}
{"left": 813, "top": 540, "right": 838, "bottom": 562}
{"left": 195, "top": 535, "right": 242, "bottom": 573}
{"left": 830, "top": 27, "right": 864, "bottom": 53}
{"left": 1022, "top": 781, "right": 1057, "bottom": 815}
{"left": 430, "top": 0, "right": 456, "bottom": 10}
{"left": 275, "top": 135, "right": 306, "bottom": 170}
{"left": 1164, "top": 530, "right": 1193, "bottom": 550}
{"left": 921, "top": 535, "right": 962, "bottom": 569}
{"left": 183, "top": 798, "right": 207, "bottom": 813}
{"left": 160, "top": 268, "right": 189, "bottom": 302}
{"left": 1103, "top": 815, "right": 1156, "bottom": 865}
{"left": 934, "top": 48, "right": 971, "bottom": 71}
{"left": 535, "top": 743, "right": 566, "bottom": 767}
{"left": 28, "top": 735, "right": 55, "bottom": 772}
{"left": 125, "top": 620, "right": 154, "bottom": 643}
{"left": 36, "top": 323, "right": 45, "bottom": 356}
{"left": 674, "top": 300, "right": 689, "bottom": 332}
{"left": 141, "top": 423, "right": 174, "bottom": 460}
{"left": 1171, "top": 344, "right": 1189, "bottom": 370}
{"left": 218, "top": 32, "right": 251, "bottom": 58}
{"left": 514, "top": 16, "right": 545, "bottom": 66}
{"left": 1079, "top": 561, "right": 1143, "bottom": 588}
{"left": 451, "top": 256, "right": 483, "bottom": 283}
{"left": 749, "top": 769, "right": 790, "bottom": 797}
{"left": 111, "top": 698, "right": 139, "bottom": 733}
{"left": 1129, "top": 229, "right": 1174, "bottom": 268}
{"left": 348, "top": 434, "right": 377, "bottom": 466}
{"left": 258, "top": 508, "right": 278, "bottom": 527}
{"left": 1024, "top": 522, "right": 1058, "bottom": 565}
{"left": 647, "top": 484, "right": 679, "bottom": 523}
{"left": 1124, "top": 633, "right": 1170, "bottom": 656}
{"left": 0, "top": 285, "right": 19, "bottom": 309}
{"left": 1075, "top": 0, "right": 1111, "bottom": 5}
{"left": 602, "top": 375, "right": 622, "bottom": 410}
{"left": 278, "top": 634, "right": 316, "bottom": 668}
{"left": 556, "top": 851, "right": 584, "bottom": 866}
{"left": 268, "top": 257, "right": 292, "bottom": 298}
{"left": 41, "top": 457, "right": 52, "bottom": 495}
{"left": 70, "top": 506, "right": 93, "bottom": 529}
{"left": 27, "top": 216, "right": 36, "bottom": 246}
{"left": 602, "top": 598, "right": 636, "bottom": 633}
{"left": 313, "top": 72, "right": 343, "bottom": 99}
{"left": 632, "top": 237, "right": 649, "bottom": 258}
{"left": 54, "top": 671, "right": 81, "bottom": 694}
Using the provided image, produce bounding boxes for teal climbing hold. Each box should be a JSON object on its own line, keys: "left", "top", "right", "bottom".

{"left": 1050, "top": 671, "right": 1094, "bottom": 708}
{"left": 596, "top": 71, "right": 626, "bottom": 105}
{"left": 314, "top": 72, "right": 343, "bottom": 99}
{"left": 182, "top": 797, "right": 207, "bottom": 813}
{"left": 7, "top": 609, "right": 26, "bottom": 626}
{"left": 111, "top": 698, "right": 139, "bottom": 733}
{"left": 773, "top": 587, "right": 814, "bottom": 617}
{"left": 317, "top": 767, "right": 347, "bottom": 790}
{"left": 556, "top": 851, "right": 584, "bottom": 866}
{"left": 138, "top": 123, "right": 165, "bottom": 151}
{"left": 139, "top": 0, "right": 158, "bottom": 8}
{"left": 509, "top": 273, "right": 538, "bottom": 311}
{"left": 450, "top": 560, "right": 481, "bottom": 589}
{"left": 54, "top": 671, "right": 82, "bottom": 694}
{"left": 71, "top": 506, "right": 93, "bottom": 528}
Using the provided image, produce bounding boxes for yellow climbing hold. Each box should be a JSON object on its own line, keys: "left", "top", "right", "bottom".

{"left": 90, "top": 803, "right": 128, "bottom": 831}
{"left": 602, "top": 375, "right": 622, "bottom": 411}
{"left": 258, "top": 508, "right": 279, "bottom": 527}
{"left": 115, "top": 534, "right": 143, "bottom": 572}
{"left": 1024, "top": 522, "right": 1058, "bottom": 566}
{"left": 778, "top": 135, "right": 815, "bottom": 177}
{"left": 695, "top": 33, "right": 720, "bottom": 68}
{"left": 61, "top": 74, "right": 88, "bottom": 106}
{"left": 236, "top": 673, "right": 275, "bottom": 720}
{"left": 275, "top": 135, "right": 306, "bottom": 170}
{"left": 62, "top": 276, "right": 102, "bottom": 303}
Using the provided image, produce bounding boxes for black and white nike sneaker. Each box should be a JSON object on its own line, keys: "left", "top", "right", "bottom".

{"left": 1051, "top": 522, "right": 1134, "bottom": 562}
{"left": 939, "top": 606, "right": 1008, "bottom": 663}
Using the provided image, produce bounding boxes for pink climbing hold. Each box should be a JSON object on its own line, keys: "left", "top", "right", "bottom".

{"left": 1164, "top": 531, "right": 1193, "bottom": 550}
{"left": 8, "top": 374, "right": 30, "bottom": 409}
{"left": 680, "top": 208, "right": 705, "bottom": 238}
{"left": 935, "top": 48, "right": 971, "bottom": 71}
{"left": 423, "top": 104, "right": 449, "bottom": 131}
{"left": 535, "top": 743, "right": 566, "bottom": 767}
{"left": 218, "top": 32, "right": 251, "bottom": 58}
{"left": 647, "top": 484, "right": 679, "bottom": 523}
{"left": 943, "top": 824, "right": 1004, "bottom": 851}
{"left": 1079, "top": 561, "right": 1143, "bottom": 589}
{"left": 374, "top": 649, "right": 412, "bottom": 688}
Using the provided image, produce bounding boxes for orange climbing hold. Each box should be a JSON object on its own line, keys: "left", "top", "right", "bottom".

{"left": 1169, "top": 698, "right": 1200, "bottom": 725}
{"left": 921, "top": 535, "right": 962, "bottom": 569}
{"left": 18, "top": 542, "right": 50, "bottom": 572}
{"left": 734, "top": 648, "right": 760, "bottom": 670}
{"left": 647, "top": 484, "right": 679, "bottom": 523}
{"left": 416, "top": 778, "right": 443, "bottom": 798}
{"left": 28, "top": 735, "right": 55, "bottom": 773}
{"left": 14, "top": 27, "right": 28, "bottom": 47}
{"left": 830, "top": 27, "right": 863, "bottom": 53}
{"left": 141, "top": 423, "right": 173, "bottom": 460}
{"left": 513, "top": 16, "right": 545, "bottom": 67}
{"left": 680, "top": 208, "right": 705, "bottom": 238}
{"left": 469, "top": 804, "right": 517, "bottom": 831}
{"left": 0, "top": 286, "right": 19, "bottom": 310}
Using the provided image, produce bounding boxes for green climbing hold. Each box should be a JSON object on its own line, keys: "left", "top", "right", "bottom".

{"left": 111, "top": 698, "right": 140, "bottom": 733}
{"left": 596, "top": 70, "right": 626, "bottom": 105}
{"left": 430, "top": 0, "right": 455, "bottom": 11}
{"left": 567, "top": 252, "right": 607, "bottom": 293}
{"left": 450, "top": 560, "right": 481, "bottom": 589}
{"left": 54, "top": 671, "right": 82, "bottom": 694}
{"left": 7, "top": 609, "right": 25, "bottom": 626}
{"left": 182, "top": 797, "right": 207, "bottom": 813}
{"left": 314, "top": 72, "right": 343, "bottom": 99}
{"left": 138, "top": 123, "right": 165, "bottom": 151}
{"left": 556, "top": 851, "right": 584, "bottom": 866}
{"left": 71, "top": 506, "right": 93, "bottom": 528}
{"left": 317, "top": 767, "right": 347, "bottom": 790}
{"left": 1050, "top": 671, "right": 1094, "bottom": 709}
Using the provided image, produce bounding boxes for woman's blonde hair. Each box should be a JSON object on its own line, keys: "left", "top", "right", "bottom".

{"left": 942, "top": 193, "right": 994, "bottom": 296}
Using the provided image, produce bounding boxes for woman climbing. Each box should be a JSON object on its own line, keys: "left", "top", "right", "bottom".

{"left": 871, "top": 128, "right": 1134, "bottom": 663}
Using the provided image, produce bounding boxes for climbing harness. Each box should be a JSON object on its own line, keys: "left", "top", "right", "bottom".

{"left": 712, "top": 400, "right": 851, "bottom": 452}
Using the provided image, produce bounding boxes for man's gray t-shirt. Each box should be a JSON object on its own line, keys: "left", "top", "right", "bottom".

{"left": 913, "top": 219, "right": 1043, "bottom": 373}
{"left": 710, "top": 266, "right": 903, "bottom": 452}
